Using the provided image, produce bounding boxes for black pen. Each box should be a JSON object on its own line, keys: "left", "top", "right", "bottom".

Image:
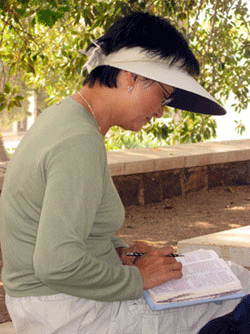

{"left": 126, "top": 252, "right": 184, "bottom": 257}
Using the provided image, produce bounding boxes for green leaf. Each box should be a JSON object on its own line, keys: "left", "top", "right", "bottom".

{"left": 0, "top": 102, "right": 7, "bottom": 112}
{"left": 9, "top": 63, "right": 17, "bottom": 77}
{"left": 0, "top": 0, "right": 7, "bottom": 11}
{"left": 244, "top": 48, "right": 250, "bottom": 58}
{"left": 14, "top": 100, "right": 22, "bottom": 108}
{"left": 0, "top": 94, "right": 6, "bottom": 103}
{"left": 7, "top": 100, "right": 16, "bottom": 111}
{"left": 26, "top": 63, "right": 35, "bottom": 74}
{"left": 4, "top": 82, "right": 12, "bottom": 94}
{"left": 36, "top": 9, "right": 58, "bottom": 28}
{"left": 15, "top": 95, "right": 25, "bottom": 101}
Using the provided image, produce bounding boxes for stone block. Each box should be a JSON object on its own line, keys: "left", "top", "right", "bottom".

{"left": 181, "top": 166, "right": 208, "bottom": 195}
{"left": 208, "top": 161, "right": 250, "bottom": 189}
{"left": 142, "top": 172, "right": 163, "bottom": 204}
{"left": 160, "top": 170, "right": 182, "bottom": 199}
{"left": 112, "top": 175, "right": 141, "bottom": 206}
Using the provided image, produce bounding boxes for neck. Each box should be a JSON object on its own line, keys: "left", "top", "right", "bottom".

{"left": 72, "top": 86, "right": 113, "bottom": 136}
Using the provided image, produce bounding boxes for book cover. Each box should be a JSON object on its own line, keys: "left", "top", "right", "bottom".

{"left": 143, "top": 289, "right": 246, "bottom": 311}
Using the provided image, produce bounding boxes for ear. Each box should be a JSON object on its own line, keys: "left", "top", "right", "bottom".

{"left": 125, "top": 71, "right": 138, "bottom": 87}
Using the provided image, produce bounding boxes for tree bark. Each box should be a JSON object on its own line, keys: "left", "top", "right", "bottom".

{"left": 0, "top": 136, "right": 10, "bottom": 161}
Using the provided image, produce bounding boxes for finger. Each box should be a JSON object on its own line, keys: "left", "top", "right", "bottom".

{"left": 134, "top": 256, "right": 183, "bottom": 289}
{"left": 166, "top": 261, "right": 183, "bottom": 272}
{"left": 167, "top": 269, "right": 183, "bottom": 280}
{"left": 156, "top": 257, "right": 182, "bottom": 271}
{"left": 120, "top": 252, "right": 137, "bottom": 266}
{"left": 135, "top": 255, "right": 182, "bottom": 272}
{"left": 143, "top": 269, "right": 183, "bottom": 290}
{"left": 153, "top": 246, "right": 175, "bottom": 257}
{"left": 125, "top": 257, "right": 136, "bottom": 265}
{"left": 145, "top": 247, "right": 174, "bottom": 257}
{"left": 163, "top": 256, "right": 182, "bottom": 265}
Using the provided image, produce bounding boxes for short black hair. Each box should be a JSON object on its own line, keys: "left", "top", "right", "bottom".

{"left": 83, "top": 12, "right": 200, "bottom": 88}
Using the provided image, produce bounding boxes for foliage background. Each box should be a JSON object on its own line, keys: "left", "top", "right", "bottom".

{"left": 0, "top": 0, "right": 249, "bottom": 151}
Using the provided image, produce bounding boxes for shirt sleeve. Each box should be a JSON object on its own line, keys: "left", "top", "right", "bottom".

{"left": 33, "top": 134, "right": 143, "bottom": 301}
{"left": 111, "top": 236, "right": 129, "bottom": 249}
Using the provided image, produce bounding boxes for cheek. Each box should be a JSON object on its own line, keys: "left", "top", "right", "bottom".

{"left": 142, "top": 95, "right": 159, "bottom": 114}
{"left": 128, "top": 84, "right": 161, "bottom": 117}
{"left": 138, "top": 91, "right": 157, "bottom": 110}
{"left": 144, "top": 85, "right": 162, "bottom": 106}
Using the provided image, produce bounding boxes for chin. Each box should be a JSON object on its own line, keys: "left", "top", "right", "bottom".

{"left": 131, "top": 126, "right": 142, "bottom": 132}
{"left": 121, "top": 124, "right": 142, "bottom": 132}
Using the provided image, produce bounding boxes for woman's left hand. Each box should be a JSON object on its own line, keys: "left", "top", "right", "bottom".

{"left": 116, "top": 241, "right": 172, "bottom": 266}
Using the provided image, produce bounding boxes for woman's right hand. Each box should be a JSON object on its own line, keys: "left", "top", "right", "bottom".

{"left": 133, "top": 247, "right": 183, "bottom": 290}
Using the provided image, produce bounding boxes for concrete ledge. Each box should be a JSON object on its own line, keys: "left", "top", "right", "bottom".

{"left": 177, "top": 225, "right": 250, "bottom": 268}
{"left": 107, "top": 140, "right": 250, "bottom": 176}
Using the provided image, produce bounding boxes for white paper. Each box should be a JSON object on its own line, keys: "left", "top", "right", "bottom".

{"left": 147, "top": 249, "right": 243, "bottom": 303}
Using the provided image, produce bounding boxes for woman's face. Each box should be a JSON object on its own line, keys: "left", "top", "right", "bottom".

{"left": 117, "top": 75, "right": 174, "bottom": 132}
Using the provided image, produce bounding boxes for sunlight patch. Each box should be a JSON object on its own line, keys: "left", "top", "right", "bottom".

{"left": 194, "top": 222, "right": 215, "bottom": 228}
{"left": 225, "top": 206, "right": 249, "bottom": 211}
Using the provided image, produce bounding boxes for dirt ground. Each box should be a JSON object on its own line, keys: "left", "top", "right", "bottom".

{"left": 116, "top": 184, "right": 250, "bottom": 248}
{"left": 1, "top": 184, "right": 250, "bottom": 323}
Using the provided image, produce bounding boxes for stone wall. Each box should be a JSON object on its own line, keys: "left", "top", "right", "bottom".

{"left": 113, "top": 160, "right": 250, "bottom": 206}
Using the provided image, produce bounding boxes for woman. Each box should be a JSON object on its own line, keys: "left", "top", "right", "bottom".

{"left": 0, "top": 12, "right": 250, "bottom": 334}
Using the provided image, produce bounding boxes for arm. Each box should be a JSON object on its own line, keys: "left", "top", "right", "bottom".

{"left": 33, "top": 134, "right": 143, "bottom": 301}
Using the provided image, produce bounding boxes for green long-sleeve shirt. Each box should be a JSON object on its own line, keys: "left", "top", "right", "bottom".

{"left": 0, "top": 97, "right": 143, "bottom": 301}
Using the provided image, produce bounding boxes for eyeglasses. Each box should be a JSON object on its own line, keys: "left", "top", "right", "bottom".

{"left": 159, "top": 83, "right": 175, "bottom": 107}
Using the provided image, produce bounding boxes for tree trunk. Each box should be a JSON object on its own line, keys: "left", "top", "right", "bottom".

{"left": 0, "top": 136, "right": 10, "bottom": 161}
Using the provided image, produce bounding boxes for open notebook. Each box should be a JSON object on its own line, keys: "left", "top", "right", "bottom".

{"left": 143, "top": 249, "right": 246, "bottom": 310}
